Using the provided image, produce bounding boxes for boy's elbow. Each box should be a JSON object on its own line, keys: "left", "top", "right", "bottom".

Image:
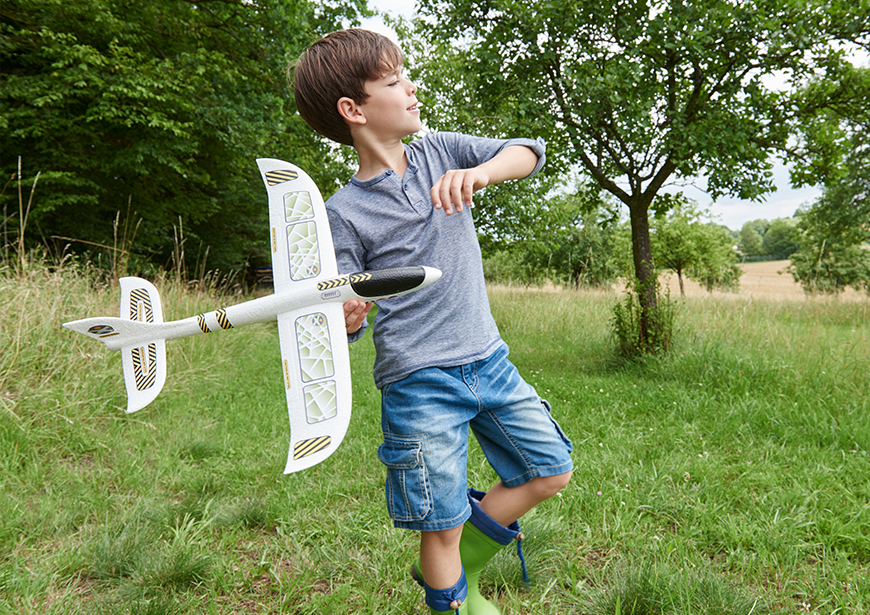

{"left": 520, "top": 146, "right": 542, "bottom": 179}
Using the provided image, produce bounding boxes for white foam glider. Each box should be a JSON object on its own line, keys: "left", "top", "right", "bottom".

{"left": 63, "top": 159, "right": 441, "bottom": 473}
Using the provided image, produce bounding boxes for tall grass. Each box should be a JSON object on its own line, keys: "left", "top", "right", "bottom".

{"left": 2, "top": 264, "right": 868, "bottom": 614}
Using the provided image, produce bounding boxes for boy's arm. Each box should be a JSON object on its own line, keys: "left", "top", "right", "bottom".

{"left": 431, "top": 144, "right": 540, "bottom": 216}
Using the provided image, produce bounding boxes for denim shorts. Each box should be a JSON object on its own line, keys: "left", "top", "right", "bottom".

{"left": 378, "top": 344, "right": 574, "bottom": 531}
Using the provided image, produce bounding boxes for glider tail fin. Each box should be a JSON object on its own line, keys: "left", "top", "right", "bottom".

{"left": 118, "top": 277, "right": 167, "bottom": 413}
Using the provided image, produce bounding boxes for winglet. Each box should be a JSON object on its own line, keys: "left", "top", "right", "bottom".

{"left": 118, "top": 277, "right": 167, "bottom": 413}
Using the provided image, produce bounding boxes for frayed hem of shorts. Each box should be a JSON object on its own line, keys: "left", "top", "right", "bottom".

{"left": 499, "top": 460, "right": 575, "bottom": 489}
{"left": 390, "top": 503, "right": 472, "bottom": 532}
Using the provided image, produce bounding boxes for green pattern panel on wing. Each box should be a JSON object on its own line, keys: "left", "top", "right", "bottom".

{"left": 284, "top": 190, "right": 315, "bottom": 223}
{"left": 287, "top": 220, "right": 320, "bottom": 280}
{"left": 295, "top": 313, "right": 337, "bottom": 424}
{"left": 295, "top": 313, "right": 335, "bottom": 382}
{"left": 302, "top": 381, "right": 338, "bottom": 424}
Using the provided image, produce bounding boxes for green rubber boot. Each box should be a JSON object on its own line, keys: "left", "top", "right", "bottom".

{"left": 413, "top": 490, "right": 528, "bottom": 615}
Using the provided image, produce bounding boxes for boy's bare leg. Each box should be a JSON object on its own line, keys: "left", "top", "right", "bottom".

{"left": 420, "top": 525, "right": 464, "bottom": 602}
{"left": 479, "top": 471, "right": 573, "bottom": 526}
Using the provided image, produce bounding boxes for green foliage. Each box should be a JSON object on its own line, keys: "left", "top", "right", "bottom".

{"left": 610, "top": 283, "right": 678, "bottom": 359}
{"left": 738, "top": 217, "right": 800, "bottom": 260}
{"left": 410, "top": 0, "right": 870, "bottom": 352}
{"left": 482, "top": 248, "right": 546, "bottom": 286}
{"left": 738, "top": 219, "right": 769, "bottom": 257}
{"left": 762, "top": 218, "right": 800, "bottom": 259}
{"left": 789, "top": 62, "right": 870, "bottom": 188}
{"left": 525, "top": 189, "right": 621, "bottom": 289}
{"left": 412, "top": 0, "right": 869, "bottom": 210}
{"left": 542, "top": 223, "right": 621, "bottom": 289}
{"left": 473, "top": 173, "right": 570, "bottom": 250}
{"left": 789, "top": 122, "right": 870, "bottom": 294}
{"left": 790, "top": 239, "right": 870, "bottom": 294}
{"left": 650, "top": 198, "right": 741, "bottom": 295}
{"left": 478, "top": 180, "right": 621, "bottom": 288}
{"left": 0, "top": 0, "right": 363, "bottom": 273}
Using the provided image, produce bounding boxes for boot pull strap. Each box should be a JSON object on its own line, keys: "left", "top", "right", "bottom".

{"left": 515, "top": 530, "right": 530, "bottom": 584}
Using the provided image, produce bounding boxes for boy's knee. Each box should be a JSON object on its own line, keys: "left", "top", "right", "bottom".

{"left": 421, "top": 525, "right": 464, "bottom": 550}
{"left": 536, "top": 470, "right": 572, "bottom": 498}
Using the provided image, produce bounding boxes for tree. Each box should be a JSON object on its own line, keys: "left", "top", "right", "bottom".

{"left": 738, "top": 220, "right": 769, "bottom": 257}
{"left": 410, "top": 0, "right": 870, "bottom": 350}
{"left": 790, "top": 239, "right": 870, "bottom": 294}
{"left": 788, "top": 61, "right": 870, "bottom": 294}
{"left": 477, "top": 178, "right": 620, "bottom": 288}
{"left": 789, "top": 122, "right": 870, "bottom": 294}
{"left": 762, "top": 218, "right": 800, "bottom": 259}
{"left": 1, "top": 0, "right": 365, "bottom": 273}
{"left": 650, "top": 198, "right": 741, "bottom": 296}
{"left": 532, "top": 192, "right": 621, "bottom": 289}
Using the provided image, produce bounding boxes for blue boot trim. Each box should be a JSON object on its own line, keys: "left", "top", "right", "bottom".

{"left": 467, "top": 489, "right": 530, "bottom": 583}
{"left": 423, "top": 566, "right": 468, "bottom": 613}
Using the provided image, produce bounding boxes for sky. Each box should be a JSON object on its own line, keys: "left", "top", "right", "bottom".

{"left": 360, "top": 1, "right": 857, "bottom": 231}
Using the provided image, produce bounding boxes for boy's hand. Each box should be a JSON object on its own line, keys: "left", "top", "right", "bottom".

{"left": 344, "top": 300, "right": 373, "bottom": 334}
{"left": 430, "top": 145, "right": 539, "bottom": 216}
{"left": 431, "top": 168, "right": 490, "bottom": 216}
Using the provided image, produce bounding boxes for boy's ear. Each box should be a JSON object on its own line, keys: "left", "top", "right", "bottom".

{"left": 337, "top": 97, "right": 366, "bottom": 125}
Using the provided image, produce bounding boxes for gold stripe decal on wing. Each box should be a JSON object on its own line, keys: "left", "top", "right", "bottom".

{"left": 129, "top": 288, "right": 154, "bottom": 322}
{"left": 131, "top": 344, "right": 158, "bottom": 391}
{"left": 215, "top": 309, "right": 233, "bottom": 330}
{"left": 293, "top": 436, "right": 332, "bottom": 460}
{"left": 197, "top": 314, "right": 211, "bottom": 334}
{"left": 350, "top": 273, "right": 372, "bottom": 284}
{"left": 283, "top": 360, "right": 291, "bottom": 389}
{"left": 271, "top": 227, "right": 277, "bottom": 253}
{"left": 317, "top": 276, "right": 349, "bottom": 291}
{"left": 265, "top": 169, "right": 298, "bottom": 186}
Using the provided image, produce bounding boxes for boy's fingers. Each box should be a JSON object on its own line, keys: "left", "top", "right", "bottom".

{"left": 343, "top": 300, "right": 372, "bottom": 333}
{"left": 432, "top": 169, "right": 481, "bottom": 215}
{"left": 431, "top": 178, "right": 449, "bottom": 213}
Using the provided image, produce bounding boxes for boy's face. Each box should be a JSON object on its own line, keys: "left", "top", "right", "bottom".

{"left": 359, "top": 65, "right": 421, "bottom": 141}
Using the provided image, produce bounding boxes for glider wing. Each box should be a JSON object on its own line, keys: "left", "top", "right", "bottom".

{"left": 256, "top": 159, "right": 352, "bottom": 473}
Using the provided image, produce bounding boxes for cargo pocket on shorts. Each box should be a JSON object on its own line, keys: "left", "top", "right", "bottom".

{"left": 541, "top": 399, "right": 574, "bottom": 453}
{"left": 378, "top": 435, "right": 433, "bottom": 522}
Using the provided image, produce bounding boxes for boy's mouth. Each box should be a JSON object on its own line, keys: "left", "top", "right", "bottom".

{"left": 408, "top": 102, "right": 421, "bottom": 111}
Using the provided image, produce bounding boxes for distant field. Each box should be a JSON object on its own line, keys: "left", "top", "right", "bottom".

{"left": 661, "top": 259, "right": 867, "bottom": 301}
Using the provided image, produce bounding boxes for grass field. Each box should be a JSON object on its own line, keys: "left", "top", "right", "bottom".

{"left": 2, "top": 259, "right": 869, "bottom": 614}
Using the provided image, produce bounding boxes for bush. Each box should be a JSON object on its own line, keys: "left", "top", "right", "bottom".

{"left": 610, "top": 283, "right": 678, "bottom": 359}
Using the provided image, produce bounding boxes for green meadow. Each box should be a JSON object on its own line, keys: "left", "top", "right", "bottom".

{"left": 1, "top": 261, "right": 869, "bottom": 614}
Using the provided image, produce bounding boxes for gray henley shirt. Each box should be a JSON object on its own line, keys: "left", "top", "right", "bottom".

{"left": 325, "top": 131, "right": 546, "bottom": 388}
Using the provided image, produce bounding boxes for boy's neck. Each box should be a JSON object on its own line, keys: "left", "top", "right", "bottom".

{"left": 353, "top": 138, "right": 408, "bottom": 181}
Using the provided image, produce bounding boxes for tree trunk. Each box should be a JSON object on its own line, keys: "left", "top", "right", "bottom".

{"left": 628, "top": 202, "right": 658, "bottom": 346}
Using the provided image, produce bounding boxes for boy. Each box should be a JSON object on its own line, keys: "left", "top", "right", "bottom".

{"left": 292, "top": 29, "right": 573, "bottom": 615}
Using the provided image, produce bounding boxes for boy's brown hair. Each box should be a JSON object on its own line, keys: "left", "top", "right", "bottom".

{"left": 291, "top": 29, "right": 405, "bottom": 146}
